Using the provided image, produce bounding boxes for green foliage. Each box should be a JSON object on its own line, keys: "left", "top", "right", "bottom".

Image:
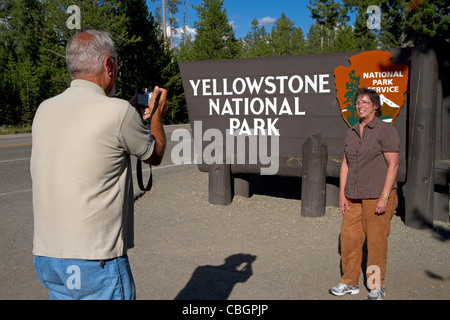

{"left": 187, "top": 0, "right": 240, "bottom": 61}
{"left": 240, "top": 14, "right": 306, "bottom": 58}
{"left": 270, "top": 13, "right": 306, "bottom": 56}
{"left": 351, "top": 4, "right": 378, "bottom": 51}
{"left": 161, "top": 61, "right": 188, "bottom": 124}
{"left": 240, "top": 19, "right": 271, "bottom": 58}
{"left": 116, "top": 0, "right": 168, "bottom": 98}
{"left": 0, "top": 0, "right": 188, "bottom": 126}
{"left": 331, "top": 24, "right": 359, "bottom": 53}
{"left": 1, "top": 0, "right": 447, "bottom": 127}
{"left": 342, "top": 0, "right": 449, "bottom": 48}
{"left": 401, "top": 0, "right": 450, "bottom": 45}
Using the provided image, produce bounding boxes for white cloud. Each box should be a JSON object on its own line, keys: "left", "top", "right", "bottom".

{"left": 169, "top": 25, "right": 197, "bottom": 39}
{"left": 169, "top": 25, "right": 197, "bottom": 47}
{"left": 258, "top": 16, "right": 276, "bottom": 27}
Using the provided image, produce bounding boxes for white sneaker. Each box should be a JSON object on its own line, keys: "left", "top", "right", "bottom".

{"left": 329, "top": 283, "right": 360, "bottom": 296}
{"left": 366, "top": 286, "right": 385, "bottom": 300}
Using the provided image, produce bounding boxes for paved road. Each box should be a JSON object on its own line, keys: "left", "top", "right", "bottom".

{"left": 0, "top": 134, "right": 32, "bottom": 197}
{"left": 0, "top": 124, "right": 191, "bottom": 198}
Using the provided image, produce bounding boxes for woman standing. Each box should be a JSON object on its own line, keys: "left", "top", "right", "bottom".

{"left": 329, "top": 88, "right": 400, "bottom": 300}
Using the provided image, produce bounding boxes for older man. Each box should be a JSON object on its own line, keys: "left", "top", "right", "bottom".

{"left": 31, "top": 30, "right": 168, "bottom": 300}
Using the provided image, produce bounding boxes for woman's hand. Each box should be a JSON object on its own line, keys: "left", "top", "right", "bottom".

{"left": 339, "top": 194, "right": 349, "bottom": 217}
{"left": 375, "top": 196, "right": 388, "bottom": 215}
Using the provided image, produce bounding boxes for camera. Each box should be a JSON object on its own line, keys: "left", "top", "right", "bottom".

{"left": 136, "top": 87, "right": 153, "bottom": 108}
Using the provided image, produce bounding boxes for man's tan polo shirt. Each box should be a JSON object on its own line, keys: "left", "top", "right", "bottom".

{"left": 31, "top": 80, "right": 154, "bottom": 260}
{"left": 344, "top": 116, "right": 400, "bottom": 199}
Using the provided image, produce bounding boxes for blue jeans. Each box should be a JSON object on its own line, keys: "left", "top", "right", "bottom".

{"left": 34, "top": 255, "right": 136, "bottom": 300}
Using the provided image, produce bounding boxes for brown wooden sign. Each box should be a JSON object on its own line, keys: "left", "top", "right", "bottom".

{"left": 179, "top": 49, "right": 409, "bottom": 177}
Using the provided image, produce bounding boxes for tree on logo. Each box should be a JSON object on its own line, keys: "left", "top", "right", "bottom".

{"left": 343, "top": 70, "right": 360, "bottom": 127}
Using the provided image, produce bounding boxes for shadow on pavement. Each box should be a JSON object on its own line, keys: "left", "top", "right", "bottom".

{"left": 174, "top": 253, "right": 257, "bottom": 300}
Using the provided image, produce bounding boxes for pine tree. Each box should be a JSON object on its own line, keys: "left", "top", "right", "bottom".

{"left": 331, "top": 23, "right": 359, "bottom": 53}
{"left": 190, "top": 0, "right": 239, "bottom": 61}
{"left": 117, "top": 0, "right": 169, "bottom": 98}
{"left": 396, "top": 0, "right": 449, "bottom": 46}
{"left": 307, "top": 0, "right": 344, "bottom": 51}
{"left": 0, "top": 1, "right": 20, "bottom": 126}
{"left": 148, "top": 1, "right": 190, "bottom": 123}
{"left": 0, "top": 0, "right": 180, "bottom": 126}
{"left": 7, "top": 0, "right": 44, "bottom": 124}
{"left": 342, "top": 0, "right": 449, "bottom": 48}
{"left": 348, "top": 4, "right": 378, "bottom": 51}
{"left": 306, "top": 23, "right": 324, "bottom": 54}
{"left": 175, "top": 34, "right": 196, "bottom": 61}
{"left": 168, "top": 0, "right": 182, "bottom": 49}
{"left": 241, "top": 18, "right": 271, "bottom": 58}
{"left": 270, "top": 13, "right": 305, "bottom": 56}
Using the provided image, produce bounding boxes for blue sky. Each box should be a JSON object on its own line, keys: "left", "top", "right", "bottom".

{"left": 146, "top": 0, "right": 317, "bottom": 42}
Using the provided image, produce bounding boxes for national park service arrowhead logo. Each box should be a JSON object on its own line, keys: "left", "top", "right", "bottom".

{"left": 334, "top": 50, "right": 409, "bottom": 127}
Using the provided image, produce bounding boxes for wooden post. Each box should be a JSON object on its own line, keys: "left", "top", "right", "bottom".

{"left": 301, "top": 134, "right": 327, "bottom": 217}
{"left": 404, "top": 41, "right": 438, "bottom": 229}
{"left": 234, "top": 174, "right": 250, "bottom": 198}
{"left": 326, "top": 177, "right": 340, "bottom": 207}
{"left": 434, "top": 184, "right": 450, "bottom": 222}
{"left": 209, "top": 163, "right": 232, "bottom": 205}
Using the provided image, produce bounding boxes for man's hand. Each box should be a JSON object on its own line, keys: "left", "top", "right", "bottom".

{"left": 142, "top": 86, "right": 169, "bottom": 121}
{"left": 144, "top": 86, "right": 169, "bottom": 166}
{"left": 130, "top": 86, "right": 169, "bottom": 122}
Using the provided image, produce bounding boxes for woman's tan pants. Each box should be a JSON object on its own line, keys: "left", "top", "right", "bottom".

{"left": 340, "top": 189, "right": 398, "bottom": 288}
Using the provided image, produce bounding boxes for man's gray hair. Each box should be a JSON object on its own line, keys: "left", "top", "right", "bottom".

{"left": 66, "top": 30, "right": 116, "bottom": 78}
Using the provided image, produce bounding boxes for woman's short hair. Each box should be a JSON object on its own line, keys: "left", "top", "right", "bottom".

{"left": 354, "top": 88, "right": 382, "bottom": 117}
{"left": 66, "top": 30, "right": 116, "bottom": 78}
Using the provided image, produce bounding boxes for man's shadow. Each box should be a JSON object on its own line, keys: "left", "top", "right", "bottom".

{"left": 174, "top": 253, "right": 257, "bottom": 300}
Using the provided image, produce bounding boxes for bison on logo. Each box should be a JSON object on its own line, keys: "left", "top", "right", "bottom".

{"left": 334, "top": 50, "right": 409, "bottom": 127}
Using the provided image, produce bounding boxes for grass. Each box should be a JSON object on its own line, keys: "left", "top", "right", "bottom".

{"left": 0, "top": 124, "right": 32, "bottom": 135}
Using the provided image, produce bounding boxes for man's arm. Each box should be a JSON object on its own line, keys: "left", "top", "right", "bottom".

{"left": 142, "top": 86, "right": 169, "bottom": 166}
